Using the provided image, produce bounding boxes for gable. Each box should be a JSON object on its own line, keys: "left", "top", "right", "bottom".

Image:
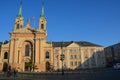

{"left": 67, "top": 42, "right": 80, "bottom": 48}
{"left": 13, "top": 28, "right": 33, "bottom": 33}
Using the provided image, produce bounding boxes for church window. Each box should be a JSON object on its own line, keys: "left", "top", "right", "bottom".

{"left": 16, "top": 24, "right": 19, "bottom": 29}
{"left": 45, "top": 51, "right": 49, "bottom": 59}
{"left": 25, "top": 44, "right": 30, "bottom": 56}
{"left": 41, "top": 24, "right": 44, "bottom": 29}
{"left": 4, "top": 52, "right": 8, "bottom": 59}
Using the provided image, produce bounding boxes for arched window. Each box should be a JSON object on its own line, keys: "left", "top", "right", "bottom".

{"left": 4, "top": 52, "right": 8, "bottom": 59}
{"left": 41, "top": 24, "right": 44, "bottom": 29}
{"left": 46, "top": 52, "right": 49, "bottom": 59}
{"left": 25, "top": 44, "right": 30, "bottom": 56}
{"left": 16, "top": 24, "right": 19, "bottom": 29}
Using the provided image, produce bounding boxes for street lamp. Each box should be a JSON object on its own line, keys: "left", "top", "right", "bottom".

{"left": 60, "top": 41, "right": 65, "bottom": 75}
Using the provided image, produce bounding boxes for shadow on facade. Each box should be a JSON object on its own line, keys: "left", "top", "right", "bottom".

{"left": 105, "top": 45, "right": 120, "bottom": 67}
{"left": 50, "top": 50, "right": 105, "bottom": 72}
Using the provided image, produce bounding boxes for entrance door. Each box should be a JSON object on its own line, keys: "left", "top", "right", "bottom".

{"left": 24, "top": 62, "right": 29, "bottom": 71}
{"left": 2, "top": 62, "right": 8, "bottom": 72}
{"left": 46, "top": 61, "right": 50, "bottom": 72}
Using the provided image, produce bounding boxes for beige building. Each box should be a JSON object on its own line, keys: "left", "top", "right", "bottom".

{"left": 0, "top": 3, "right": 105, "bottom": 72}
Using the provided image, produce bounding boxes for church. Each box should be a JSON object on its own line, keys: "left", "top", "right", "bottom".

{"left": 0, "top": 3, "right": 105, "bottom": 72}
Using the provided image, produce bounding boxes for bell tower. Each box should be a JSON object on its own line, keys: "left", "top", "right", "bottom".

{"left": 39, "top": 3, "right": 47, "bottom": 31}
{"left": 14, "top": 2, "right": 24, "bottom": 30}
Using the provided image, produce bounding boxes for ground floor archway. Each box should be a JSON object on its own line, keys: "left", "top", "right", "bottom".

{"left": 2, "top": 62, "right": 8, "bottom": 72}
{"left": 46, "top": 61, "right": 50, "bottom": 72}
{"left": 24, "top": 62, "right": 29, "bottom": 71}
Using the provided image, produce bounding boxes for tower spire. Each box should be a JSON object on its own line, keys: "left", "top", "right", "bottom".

{"left": 14, "top": 1, "right": 24, "bottom": 30}
{"left": 39, "top": 1, "right": 47, "bottom": 32}
{"left": 17, "top": 2, "right": 22, "bottom": 17}
{"left": 40, "top": 2, "right": 45, "bottom": 18}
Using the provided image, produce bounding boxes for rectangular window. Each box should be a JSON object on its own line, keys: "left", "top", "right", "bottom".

{"left": 97, "top": 59, "right": 103, "bottom": 65}
{"left": 54, "top": 55, "right": 59, "bottom": 59}
{"left": 91, "top": 58, "right": 96, "bottom": 65}
{"left": 54, "top": 62, "right": 59, "bottom": 66}
{"left": 92, "top": 54, "right": 95, "bottom": 58}
{"left": 85, "top": 60, "right": 89, "bottom": 66}
{"left": 70, "top": 55, "right": 73, "bottom": 59}
{"left": 102, "top": 60, "right": 104, "bottom": 64}
{"left": 78, "top": 49, "right": 81, "bottom": 52}
{"left": 74, "top": 61, "right": 77, "bottom": 66}
{"left": 98, "top": 54, "right": 100, "bottom": 58}
{"left": 78, "top": 61, "right": 81, "bottom": 66}
{"left": 70, "top": 61, "right": 73, "bottom": 66}
{"left": 69, "top": 49, "right": 72, "bottom": 53}
{"left": 55, "top": 49, "right": 59, "bottom": 53}
{"left": 74, "top": 55, "right": 77, "bottom": 59}
{"left": 46, "top": 52, "right": 50, "bottom": 59}
{"left": 78, "top": 54, "right": 81, "bottom": 59}
{"left": 74, "top": 49, "right": 76, "bottom": 53}
{"left": 63, "top": 62, "right": 66, "bottom": 66}
{"left": 84, "top": 53, "right": 88, "bottom": 58}
{"left": 62, "top": 49, "right": 65, "bottom": 53}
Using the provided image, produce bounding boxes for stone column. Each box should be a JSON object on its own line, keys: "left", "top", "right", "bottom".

{"left": 14, "top": 38, "right": 19, "bottom": 63}
{"left": 35, "top": 38, "right": 40, "bottom": 64}
{"left": 9, "top": 38, "right": 14, "bottom": 64}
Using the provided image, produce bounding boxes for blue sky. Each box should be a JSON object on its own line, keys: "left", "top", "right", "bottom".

{"left": 0, "top": 0, "right": 120, "bottom": 47}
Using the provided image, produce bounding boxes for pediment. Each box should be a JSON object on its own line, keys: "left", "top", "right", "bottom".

{"left": 2, "top": 42, "right": 9, "bottom": 47}
{"left": 13, "top": 27, "right": 38, "bottom": 33}
{"left": 67, "top": 42, "right": 80, "bottom": 48}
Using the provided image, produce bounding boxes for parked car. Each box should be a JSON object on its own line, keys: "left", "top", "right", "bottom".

{"left": 113, "top": 63, "right": 120, "bottom": 69}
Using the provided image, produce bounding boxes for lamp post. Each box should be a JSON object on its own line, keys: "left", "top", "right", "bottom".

{"left": 60, "top": 42, "right": 65, "bottom": 75}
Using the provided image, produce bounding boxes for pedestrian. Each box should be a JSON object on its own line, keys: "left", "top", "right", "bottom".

{"left": 2, "top": 63, "right": 8, "bottom": 77}
{"left": 13, "top": 68, "right": 16, "bottom": 77}
{"left": 7, "top": 66, "right": 11, "bottom": 77}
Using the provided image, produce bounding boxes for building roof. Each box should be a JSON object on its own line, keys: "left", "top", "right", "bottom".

{"left": 51, "top": 41, "right": 103, "bottom": 47}
{"left": 105, "top": 42, "right": 120, "bottom": 49}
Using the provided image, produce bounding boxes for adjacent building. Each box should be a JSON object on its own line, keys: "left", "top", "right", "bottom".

{"left": 0, "top": 3, "right": 105, "bottom": 72}
{"left": 104, "top": 43, "right": 120, "bottom": 67}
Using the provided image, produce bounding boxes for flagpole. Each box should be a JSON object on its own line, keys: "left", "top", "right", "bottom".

{"left": 31, "top": 17, "right": 35, "bottom": 27}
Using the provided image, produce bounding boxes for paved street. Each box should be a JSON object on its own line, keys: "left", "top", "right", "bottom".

{"left": 0, "top": 70, "right": 120, "bottom": 80}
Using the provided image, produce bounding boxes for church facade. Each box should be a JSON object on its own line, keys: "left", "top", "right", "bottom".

{"left": 0, "top": 3, "right": 105, "bottom": 72}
